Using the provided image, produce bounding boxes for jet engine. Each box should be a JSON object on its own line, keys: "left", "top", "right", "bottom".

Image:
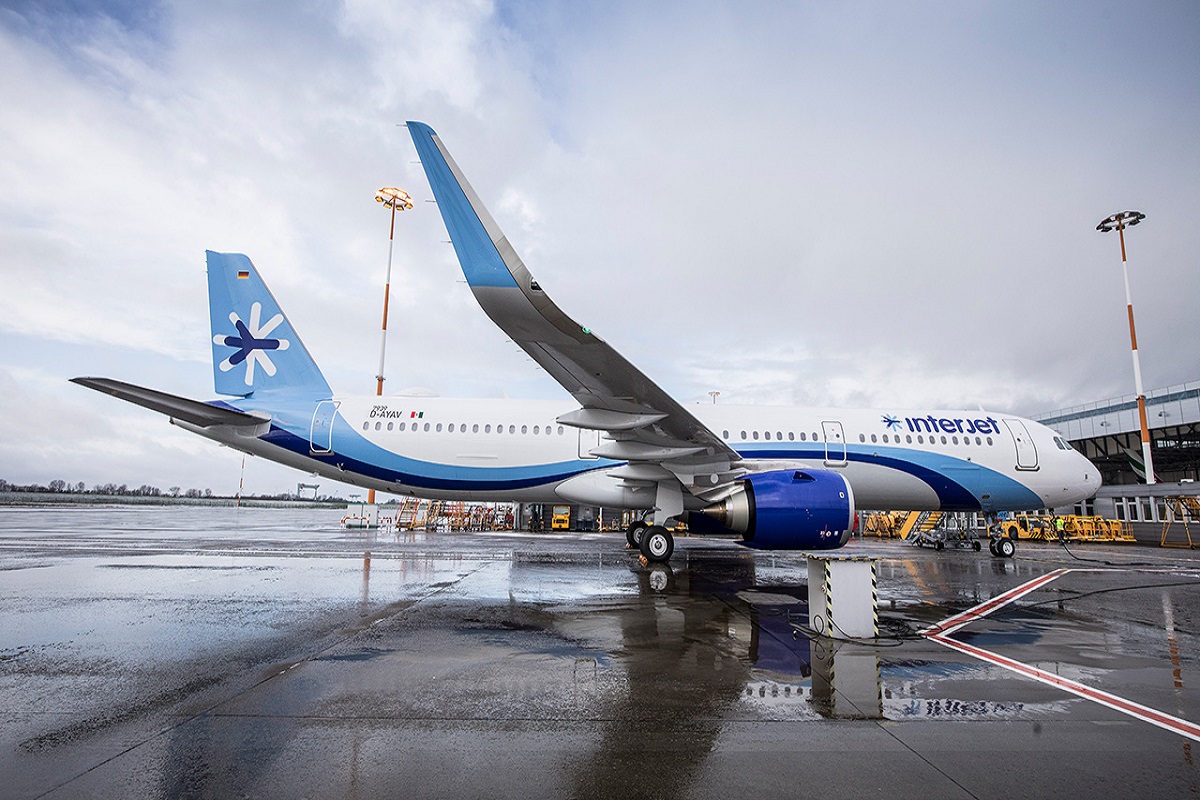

{"left": 700, "top": 469, "right": 855, "bottom": 550}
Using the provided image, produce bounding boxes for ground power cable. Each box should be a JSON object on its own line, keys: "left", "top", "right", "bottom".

{"left": 1056, "top": 537, "right": 1161, "bottom": 567}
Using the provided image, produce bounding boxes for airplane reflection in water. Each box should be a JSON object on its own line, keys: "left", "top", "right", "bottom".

{"left": 141, "top": 541, "right": 1081, "bottom": 799}
{"left": 340, "top": 532, "right": 1070, "bottom": 724}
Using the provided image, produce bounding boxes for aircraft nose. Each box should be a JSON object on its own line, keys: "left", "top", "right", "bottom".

{"left": 1080, "top": 455, "right": 1102, "bottom": 489}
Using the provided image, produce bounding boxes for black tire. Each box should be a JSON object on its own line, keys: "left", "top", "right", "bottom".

{"left": 935, "top": 541, "right": 944, "bottom": 551}
{"left": 973, "top": 540, "right": 981, "bottom": 552}
{"left": 989, "top": 539, "right": 999, "bottom": 556}
{"left": 626, "top": 520, "right": 648, "bottom": 549}
{"left": 998, "top": 538, "right": 1016, "bottom": 558}
{"left": 639, "top": 525, "right": 674, "bottom": 563}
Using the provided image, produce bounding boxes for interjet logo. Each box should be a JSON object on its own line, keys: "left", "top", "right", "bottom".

{"left": 888, "top": 414, "right": 1002, "bottom": 436}
{"left": 214, "top": 302, "right": 290, "bottom": 386}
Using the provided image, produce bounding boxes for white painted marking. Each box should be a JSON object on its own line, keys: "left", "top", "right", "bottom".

{"left": 923, "top": 568, "right": 1200, "bottom": 742}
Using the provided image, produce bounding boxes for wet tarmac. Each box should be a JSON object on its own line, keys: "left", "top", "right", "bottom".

{"left": 2, "top": 505, "right": 1199, "bottom": 799}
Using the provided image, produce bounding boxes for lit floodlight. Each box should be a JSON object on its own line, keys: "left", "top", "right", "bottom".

{"left": 376, "top": 187, "right": 414, "bottom": 211}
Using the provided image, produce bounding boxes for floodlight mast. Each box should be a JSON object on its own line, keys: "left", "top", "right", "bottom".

{"left": 369, "top": 187, "right": 414, "bottom": 504}
{"left": 1097, "top": 210, "right": 1155, "bottom": 483}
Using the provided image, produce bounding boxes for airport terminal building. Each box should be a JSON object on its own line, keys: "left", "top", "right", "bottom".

{"left": 1034, "top": 380, "right": 1200, "bottom": 522}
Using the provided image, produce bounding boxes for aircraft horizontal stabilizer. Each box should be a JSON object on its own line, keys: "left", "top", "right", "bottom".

{"left": 71, "top": 377, "right": 270, "bottom": 429}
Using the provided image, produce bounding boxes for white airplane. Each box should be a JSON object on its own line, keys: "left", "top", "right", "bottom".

{"left": 74, "top": 121, "right": 1100, "bottom": 563}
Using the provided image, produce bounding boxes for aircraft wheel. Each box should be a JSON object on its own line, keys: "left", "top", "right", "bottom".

{"left": 997, "top": 538, "right": 1016, "bottom": 558}
{"left": 639, "top": 525, "right": 674, "bottom": 563}
{"left": 973, "top": 540, "right": 982, "bottom": 552}
{"left": 988, "top": 539, "right": 999, "bottom": 556}
{"left": 935, "top": 541, "right": 944, "bottom": 551}
{"left": 626, "top": 520, "right": 648, "bottom": 549}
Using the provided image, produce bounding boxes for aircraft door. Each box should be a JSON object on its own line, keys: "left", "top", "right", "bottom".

{"left": 1002, "top": 418, "right": 1039, "bottom": 471}
{"left": 822, "top": 420, "right": 848, "bottom": 467}
{"left": 310, "top": 400, "right": 339, "bottom": 454}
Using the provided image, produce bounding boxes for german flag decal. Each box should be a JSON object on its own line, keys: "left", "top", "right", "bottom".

{"left": 237, "top": 270, "right": 250, "bottom": 279}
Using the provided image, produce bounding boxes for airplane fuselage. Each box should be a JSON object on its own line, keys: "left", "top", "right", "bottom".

{"left": 184, "top": 394, "right": 1099, "bottom": 513}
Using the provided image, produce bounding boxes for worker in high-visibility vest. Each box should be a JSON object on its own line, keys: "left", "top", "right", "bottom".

{"left": 1055, "top": 516, "right": 1066, "bottom": 544}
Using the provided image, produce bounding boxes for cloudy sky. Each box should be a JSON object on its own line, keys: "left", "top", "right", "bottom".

{"left": 2, "top": 1, "right": 1198, "bottom": 497}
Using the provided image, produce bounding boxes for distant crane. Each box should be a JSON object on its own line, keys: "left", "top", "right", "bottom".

{"left": 297, "top": 482, "right": 319, "bottom": 500}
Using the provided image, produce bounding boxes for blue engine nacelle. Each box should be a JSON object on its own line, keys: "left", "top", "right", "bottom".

{"left": 700, "top": 469, "right": 855, "bottom": 550}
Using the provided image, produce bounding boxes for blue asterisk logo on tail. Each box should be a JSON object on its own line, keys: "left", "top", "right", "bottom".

{"left": 214, "top": 302, "right": 290, "bottom": 386}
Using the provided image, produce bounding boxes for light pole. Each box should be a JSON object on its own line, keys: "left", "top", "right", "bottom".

{"left": 1097, "top": 210, "right": 1155, "bottom": 483}
{"left": 369, "top": 187, "right": 414, "bottom": 504}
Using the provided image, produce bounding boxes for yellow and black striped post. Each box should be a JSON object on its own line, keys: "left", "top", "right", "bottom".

{"left": 807, "top": 554, "right": 878, "bottom": 640}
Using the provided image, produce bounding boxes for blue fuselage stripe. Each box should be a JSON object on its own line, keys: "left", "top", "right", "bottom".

{"left": 245, "top": 407, "right": 1038, "bottom": 509}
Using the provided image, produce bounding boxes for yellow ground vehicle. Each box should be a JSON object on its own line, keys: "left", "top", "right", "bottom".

{"left": 551, "top": 505, "right": 571, "bottom": 530}
{"left": 998, "top": 513, "right": 1133, "bottom": 543}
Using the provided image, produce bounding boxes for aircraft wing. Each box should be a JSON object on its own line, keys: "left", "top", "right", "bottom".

{"left": 408, "top": 122, "right": 743, "bottom": 517}
{"left": 72, "top": 377, "right": 270, "bottom": 430}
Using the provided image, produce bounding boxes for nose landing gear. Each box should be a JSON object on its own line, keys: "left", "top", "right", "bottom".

{"left": 988, "top": 535, "right": 1016, "bottom": 558}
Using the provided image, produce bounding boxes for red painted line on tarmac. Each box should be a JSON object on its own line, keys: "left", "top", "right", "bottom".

{"left": 922, "top": 567, "right": 1200, "bottom": 742}
{"left": 927, "top": 630, "right": 1200, "bottom": 742}
{"left": 920, "top": 568, "right": 1070, "bottom": 636}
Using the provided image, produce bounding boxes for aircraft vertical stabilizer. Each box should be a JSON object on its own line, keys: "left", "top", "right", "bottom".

{"left": 206, "top": 250, "right": 332, "bottom": 398}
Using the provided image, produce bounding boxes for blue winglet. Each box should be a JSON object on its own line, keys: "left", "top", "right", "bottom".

{"left": 206, "top": 251, "right": 332, "bottom": 398}
{"left": 407, "top": 121, "right": 519, "bottom": 289}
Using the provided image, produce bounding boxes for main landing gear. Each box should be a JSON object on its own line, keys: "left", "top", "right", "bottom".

{"left": 625, "top": 520, "right": 674, "bottom": 564}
